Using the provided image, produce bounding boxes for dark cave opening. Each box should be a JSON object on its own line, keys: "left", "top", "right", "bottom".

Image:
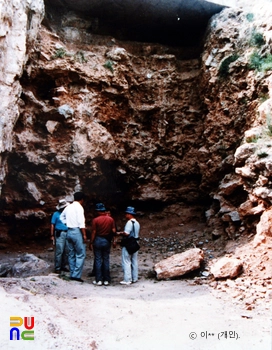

{"left": 21, "top": 72, "right": 57, "bottom": 101}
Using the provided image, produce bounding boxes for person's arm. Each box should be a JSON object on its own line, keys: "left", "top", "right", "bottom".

{"left": 111, "top": 221, "right": 117, "bottom": 248}
{"left": 77, "top": 203, "right": 87, "bottom": 243}
{"left": 50, "top": 224, "right": 55, "bottom": 245}
{"left": 112, "top": 222, "right": 116, "bottom": 235}
{"left": 117, "top": 220, "right": 131, "bottom": 236}
{"left": 81, "top": 227, "right": 87, "bottom": 243}
{"left": 89, "top": 221, "right": 96, "bottom": 250}
{"left": 89, "top": 229, "right": 95, "bottom": 250}
{"left": 116, "top": 230, "right": 129, "bottom": 236}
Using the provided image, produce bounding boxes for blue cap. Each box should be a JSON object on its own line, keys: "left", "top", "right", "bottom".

{"left": 95, "top": 203, "right": 106, "bottom": 211}
{"left": 125, "top": 206, "right": 136, "bottom": 215}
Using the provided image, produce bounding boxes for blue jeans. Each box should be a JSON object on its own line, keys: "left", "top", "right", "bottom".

{"left": 121, "top": 247, "right": 138, "bottom": 282}
{"left": 66, "top": 228, "right": 86, "bottom": 279}
{"left": 55, "top": 231, "right": 68, "bottom": 271}
{"left": 93, "top": 236, "right": 111, "bottom": 282}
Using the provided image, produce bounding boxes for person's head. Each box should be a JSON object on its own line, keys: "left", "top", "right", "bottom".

{"left": 95, "top": 203, "right": 106, "bottom": 214}
{"left": 125, "top": 206, "right": 136, "bottom": 219}
{"left": 74, "top": 192, "right": 85, "bottom": 203}
{"left": 56, "top": 199, "right": 69, "bottom": 211}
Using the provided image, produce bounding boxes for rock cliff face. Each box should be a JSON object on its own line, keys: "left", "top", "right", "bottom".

{"left": 2, "top": 1, "right": 272, "bottom": 246}
{"left": 0, "top": 0, "right": 44, "bottom": 244}
{"left": 0, "top": 0, "right": 44, "bottom": 187}
{"left": 4, "top": 23, "right": 205, "bottom": 241}
{"left": 200, "top": 3, "right": 272, "bottom": 240}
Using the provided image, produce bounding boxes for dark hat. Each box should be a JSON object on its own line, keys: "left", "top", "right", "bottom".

{"left": 56, "top": 199, "right": 69, "bottom": 210}
{"left": 125, "top": 206, "right": 136, "bottom": 215}
{"left": 95, "top": 203, "right": 106, "bottom": 211}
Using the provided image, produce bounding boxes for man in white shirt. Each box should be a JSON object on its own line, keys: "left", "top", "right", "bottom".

{"left": 60, "top": 192, "right": 87, "bottom": 282}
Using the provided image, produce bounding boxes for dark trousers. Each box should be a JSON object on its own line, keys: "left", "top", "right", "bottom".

{"left": 93, "top": 236, "right": 111, "bottom": 282}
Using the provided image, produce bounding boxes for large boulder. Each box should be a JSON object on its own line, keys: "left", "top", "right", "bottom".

{"left": 210, "top": 257, "right": 243, "bottom": 279}
{"left": 9, "top": 254, "right": 50, "bottom": 278}
{"left": 154, "top": 248, "right": 204, "bottom": 280}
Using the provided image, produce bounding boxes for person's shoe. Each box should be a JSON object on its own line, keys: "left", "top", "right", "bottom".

{"left": 103, "top": 281, "right": 109, "bottom": 286}
{"left": 70, "top": 277, "right": 84, "bottom": 282}
{"left": 132, "top": 280, "right": 138, "bottom": 283}
{"left": 93, "top": 280, "right": 102, "bottom": 286}
{"left": 54, "top": 269, "right": 61, "bottom": 274}
{"left": 120, "top": 281, "right": 131, "bottom": 285}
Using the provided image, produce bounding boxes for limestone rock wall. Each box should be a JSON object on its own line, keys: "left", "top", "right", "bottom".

{"left": 2, "top": 19, "right": 205, "bottom": 242}
{"left": 200, "top": 4, "right": 272, "bottom": 239}
{"left": 2, "top": 1, "right": 272, "bottom": 245}
{"left": 0, "top": 0, "right": 44, "bottom": 193}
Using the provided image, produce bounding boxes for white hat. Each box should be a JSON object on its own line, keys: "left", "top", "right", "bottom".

{"left": 56, "top": 199, "right": 69, "bottom": 210}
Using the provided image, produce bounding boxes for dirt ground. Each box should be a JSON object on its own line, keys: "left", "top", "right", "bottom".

{"left": 0, "top": 206, "right": 271, "bottom": 349}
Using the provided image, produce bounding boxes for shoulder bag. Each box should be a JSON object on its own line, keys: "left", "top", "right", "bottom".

{"left": 120, "top": 221, "right": 140, "bottom": 254}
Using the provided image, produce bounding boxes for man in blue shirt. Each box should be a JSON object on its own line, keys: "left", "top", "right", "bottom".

{"left": 50, "top": 199, "right": 69, "bottom": 274}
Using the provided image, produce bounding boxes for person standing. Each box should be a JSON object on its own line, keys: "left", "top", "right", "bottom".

{"left": 117, "top": 206, "right": 140, "bottom": 285}
{"left": 60, "top": 192, "right": 87, "bottom": 282}
{"left": 50, "top": 199, "right": 69, "bottom": 274}
{"left": 90, "top": 203, "right": 116, "bottom": 286}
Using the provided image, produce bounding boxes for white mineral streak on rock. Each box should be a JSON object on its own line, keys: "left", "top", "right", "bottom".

{"left": 0, "top": 0, "right": 44, "bottom": 190}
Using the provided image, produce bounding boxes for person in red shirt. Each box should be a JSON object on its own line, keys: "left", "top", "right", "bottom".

{"left": 90, "top": 203, "right": 116, "bottom": 286}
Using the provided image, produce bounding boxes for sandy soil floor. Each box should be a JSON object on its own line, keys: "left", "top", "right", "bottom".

{"left": 0, "top": 244, "right": 271, "bottom": 350}
{"left": 0, "top": 207, "right": 271, "bottom": 349}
